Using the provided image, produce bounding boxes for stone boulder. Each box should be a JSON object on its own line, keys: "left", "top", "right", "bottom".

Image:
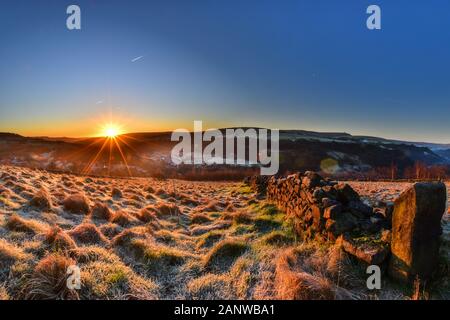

{"left": 389, "top": 182, "right": 447, "bottom": 283}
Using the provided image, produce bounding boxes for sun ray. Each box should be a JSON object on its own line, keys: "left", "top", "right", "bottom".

{"left": 62, "top": 120, "right": 135, "bottom": 177}
{"left": 108, "top": 138, "right": 113, "bottom": 176}
{"left": 82, "top": 138, "right": 110, "bottom": 175}
{"left": 116, "top": 135, "right": 154, "bottom": 161}
{"left": 113, "top": 138, "right": 132, "bottom": 176}
{"left": 66, "top": 137, "right": 105, "bottom": 162}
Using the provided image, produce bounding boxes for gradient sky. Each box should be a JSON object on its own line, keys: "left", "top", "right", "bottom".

{"left": 1, "top": 0, "right": 450, "bottom": 142}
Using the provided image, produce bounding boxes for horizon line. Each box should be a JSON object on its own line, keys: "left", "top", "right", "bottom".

{"left": 1, "top": 129, "right": 449, "bottom": 146}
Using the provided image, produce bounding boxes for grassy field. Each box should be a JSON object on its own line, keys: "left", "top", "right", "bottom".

{"left": 0, "top": 165, "right": 448, "bottom": 300}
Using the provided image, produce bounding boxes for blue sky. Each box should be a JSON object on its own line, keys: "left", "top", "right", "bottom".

{"left": 0, "top": 0, "right": 449, "bottom": 142}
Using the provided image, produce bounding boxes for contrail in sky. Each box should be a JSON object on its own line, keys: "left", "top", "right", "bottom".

{"left": 131, "top": 55, "right": 144, "bottom": 62}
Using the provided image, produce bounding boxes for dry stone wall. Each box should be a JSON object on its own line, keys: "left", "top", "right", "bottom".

{"left": 265, "top": 172, "right": 387, "bottom": 242}
{"left": 245, "top": 172, "right": 447, "bottom": 283}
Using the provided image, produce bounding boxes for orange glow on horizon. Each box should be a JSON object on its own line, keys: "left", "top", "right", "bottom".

{"left": 1, "top": 117, "right": 242, "bottom": 138}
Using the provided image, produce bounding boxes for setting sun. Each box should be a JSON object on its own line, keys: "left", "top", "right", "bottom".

{"left": 100, "top": 124, "right": 123, "bottom": 138}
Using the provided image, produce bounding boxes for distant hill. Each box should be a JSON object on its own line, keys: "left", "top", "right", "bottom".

{"left": 0, "top": 129, "right": 449, "bottom": 178}
{"left": 0, "top": 132, "right": 24, "bottom": 139}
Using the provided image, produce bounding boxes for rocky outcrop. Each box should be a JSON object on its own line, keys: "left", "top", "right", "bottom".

{"left": 388, "top": 182, "right": 447, "bottom": 283}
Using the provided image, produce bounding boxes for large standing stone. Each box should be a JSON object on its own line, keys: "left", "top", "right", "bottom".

{"left": 389, "top": 182, "right": 447, "bottom": 283}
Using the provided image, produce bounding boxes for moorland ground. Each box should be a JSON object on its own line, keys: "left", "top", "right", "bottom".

{"left": 0, "top": 165, "right": 448, "bottom": 300}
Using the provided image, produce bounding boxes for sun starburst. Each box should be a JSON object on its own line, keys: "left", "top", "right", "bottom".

{"left": 71, "top": 121, "right": 134, "bottom": 176}
{"left": 100, "top": 123, "right": 123, "bottom": 138}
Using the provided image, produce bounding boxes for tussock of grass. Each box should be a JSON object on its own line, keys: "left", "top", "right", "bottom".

{"left": 197, "top": 231, "right": 224, "bottom": 249}
{"left": 180, "top": 196, "right": 199, "bottom": 206}
{"left": 187, "top": 274, "right": 232, "bottom": 299}
{"left": 129, "top": 239, "right": 188, "bottom": 270}
{"left": 275, "top": 248, "right": 351, "bottom": 300}
{"left": 111, "top": 210, "right": 135, "bottom": 227}
{"left": 154, "top": 229, "right": 178, "bottom": 244}
{"left": 5, "top": 214, "right": 49, "bottom": 235}
{"left": 67, "top": 223, "right": 109, "bottom": 246}
{"left": 231, "top": 211, "right": 253, "bottom": 224}
{"left": 112, "top": 228, "right": 147, "bottom": 247}
{"left": 23, "top": 253, "right": 79, "bottom": 300}
{"left": 80, "top": 260, "right": 159, "bottom": 299}
{"left": 204, "top": 239, "right": 249, "bottom": 272}
{"left": 155, "top": 188, "right": 167, "bottom": 198}
{"left": 91, "top": 202, "right": 113, "bottom": 221}
{"left": 28, "top": 190, "right": 52, "bottom": 211}
{"left": 0, "top": 239, "right": 31, "bottom": 272}
{"left": 229, "top": 257, "right": 256, "bottom": 299}
{"left": 99, "top": 222, "right": 123, "bottom": 239}
{"left": 234, "top": 225, "right": 256, "bottom": 237}
{"left": 200, "top": 200, "right": 222, "bottom": 212}
{"left": 112, "top": 187, "right": 123, "bottom": 199}
{"left": 261, "top": 230, "right": 295, "bottom": 246}
{"left": 70, "top": 246, "right": 120, "bottom": 264}
{"left": 63, "top": 194, "right": 90, "bottom": 215}
{"left": 273, "top": 244, "right": 364, "bottom": 300}
{"left": 121, "top": 199, "right": 143, "bottom": 209}
{"left": 137, "top": 206, "right": 159, "bottom": 223}
{"left": 190, "top": 213, "right": 211, "bottom": 225}
{"left": 45, "top": 226, "right": 77, "bottom": 251}
{"left": 154, "top": 202, "right": 180, "bottom": 217}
